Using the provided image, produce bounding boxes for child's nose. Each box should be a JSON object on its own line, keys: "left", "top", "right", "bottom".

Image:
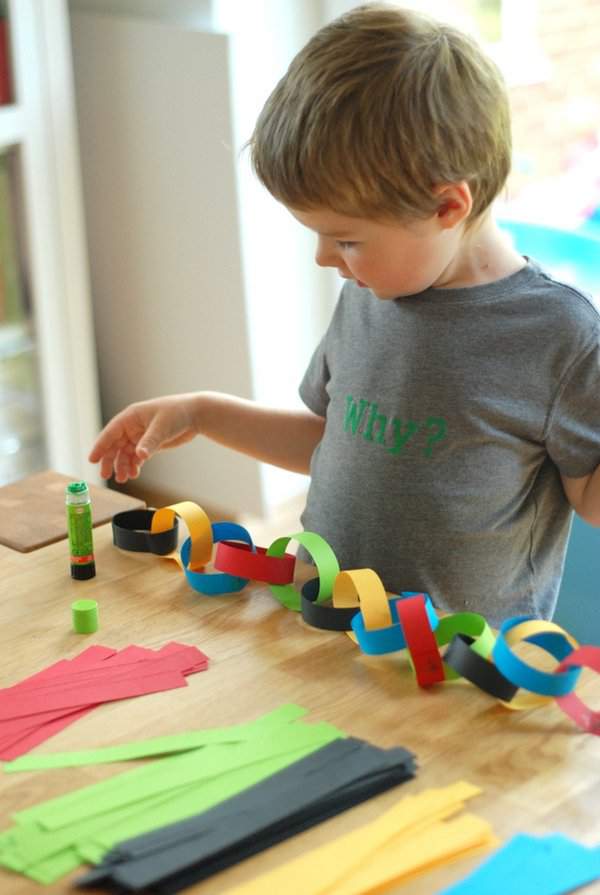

{"left": 315, "top": 237, "right": 339, "bottom": 268}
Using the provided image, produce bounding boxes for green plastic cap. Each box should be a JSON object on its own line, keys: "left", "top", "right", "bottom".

{"left": 67, "top": 481, "right": 88, "bottom": 494}
{"left": 71, "top": 598, "right": 99, "bottom": 634}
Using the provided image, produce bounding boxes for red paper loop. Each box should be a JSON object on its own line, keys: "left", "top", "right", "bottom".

{"left": 555, "top": 646, "right": 600, "bottom": 735}
{"left": 214, "top": 541, "right": 296, "bottom": 585}
{"left": 395, "top": 595, "right": 445, "bottom": 688}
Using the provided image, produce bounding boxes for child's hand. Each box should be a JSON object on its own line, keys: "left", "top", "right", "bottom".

{"left": 88, "top": 395, "right": 200, "bottom": 482}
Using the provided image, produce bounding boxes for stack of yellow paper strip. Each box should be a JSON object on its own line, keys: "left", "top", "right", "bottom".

{"left": 223, "top": 781, "right": 497, "bottom": 895}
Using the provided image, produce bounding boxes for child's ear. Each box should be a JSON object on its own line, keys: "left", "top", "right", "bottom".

{"left": 434, "top": 182, "right": 473, "bottom": 228}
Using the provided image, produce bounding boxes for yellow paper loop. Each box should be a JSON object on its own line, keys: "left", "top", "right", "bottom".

{"left": 334, "top": 569, "right": 392, "bottom": 629}
{"left": 151, "top": 501, "right": 213, "bottom": 571}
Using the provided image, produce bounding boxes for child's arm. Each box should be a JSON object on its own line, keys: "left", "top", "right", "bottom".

{"left": 561, "top": 470, "right": 600, "bottom": 527}
{"left": 88, "top": 391, "right": 325, "bottom": 483}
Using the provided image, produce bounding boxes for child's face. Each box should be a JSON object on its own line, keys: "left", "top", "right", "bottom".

{"left": 288, "top": 206, "right": 463, "bottom": 299}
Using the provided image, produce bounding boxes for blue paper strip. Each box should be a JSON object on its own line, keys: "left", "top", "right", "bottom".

{"left": 438, "top": 833, "right": 600, "bottom": 895}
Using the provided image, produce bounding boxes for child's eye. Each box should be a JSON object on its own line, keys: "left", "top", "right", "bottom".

{"left": 336, "top": 241, "right": 358, "bottom": 249}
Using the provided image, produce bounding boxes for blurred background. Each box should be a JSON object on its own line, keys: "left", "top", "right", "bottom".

{"left": 1, "top": 0, "right": 599, "bottom": 524}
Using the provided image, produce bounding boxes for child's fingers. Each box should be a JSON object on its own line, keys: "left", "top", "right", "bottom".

{"left": 127, "top": 455, "right": 141, "bottom": 479}
{"left": 88, "top": 420, "right": 125, "bottom": 463}
{"left": 114, "top": 447, "right": 135, "bottom": 483}
{"left": 88, "top": 442, "right": 105, "bottom": 463}
{"left": 136, "top": 415, "right": 167, "bottom": 460}
{"left": 99, "top": 452, "right": 118, "bottom": 480}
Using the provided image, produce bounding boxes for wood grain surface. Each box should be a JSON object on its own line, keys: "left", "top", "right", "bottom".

{"left": 0, "top": 522, "right": 598, "bottom": 895}
{"left": 0, "top": 471, "right": 145, "bottom": 552}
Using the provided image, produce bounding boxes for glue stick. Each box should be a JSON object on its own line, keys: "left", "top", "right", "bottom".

{"left": 66, "top": 481, "right": 96, "bottom": 580}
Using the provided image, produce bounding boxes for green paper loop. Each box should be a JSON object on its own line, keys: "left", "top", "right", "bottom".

{"left": 266, "top": 532, "right": 340, "bottom": 612}
{"left": 434, "top": 612, "right": 495, "bottom": 680}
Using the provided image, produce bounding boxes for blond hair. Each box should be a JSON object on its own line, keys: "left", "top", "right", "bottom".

{"left": 249, "top": 3, "right": 511, "bottom": 224}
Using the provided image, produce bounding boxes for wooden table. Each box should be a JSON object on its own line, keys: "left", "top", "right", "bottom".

{"left": 1, "top": 522, "right": 599, "bottom": 895}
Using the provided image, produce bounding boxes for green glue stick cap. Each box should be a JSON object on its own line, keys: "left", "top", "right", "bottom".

{"left": 72, "top": 599, "right": 99, "bottom": 634}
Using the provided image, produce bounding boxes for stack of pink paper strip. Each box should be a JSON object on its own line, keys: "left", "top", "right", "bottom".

{"left": 0, "top": 643, "right": 209, "bottom": 760}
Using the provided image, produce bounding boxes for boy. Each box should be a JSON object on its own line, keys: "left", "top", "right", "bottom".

{"left": 89, "top": 4, "right": 600, "bottom": 625}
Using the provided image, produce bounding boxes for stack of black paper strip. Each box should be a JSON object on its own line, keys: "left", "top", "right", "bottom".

{"left": 76, "top": 737, "right": 416, "bottom": 894}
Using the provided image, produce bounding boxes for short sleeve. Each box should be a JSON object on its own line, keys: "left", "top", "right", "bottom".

{"left": 299, "top": 285, "right": 348, "bottom": 418}
{"left": 545, "top": 342, "right": 600, "bottom": 477}
{"left": 299, "top": 335, "right": 330, "bottom": 418}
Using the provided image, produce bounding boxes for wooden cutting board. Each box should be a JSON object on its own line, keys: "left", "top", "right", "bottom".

{"left": 0, "top": 470, "right": 146, "bottom": 552}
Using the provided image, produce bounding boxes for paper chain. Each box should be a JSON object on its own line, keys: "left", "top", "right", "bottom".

{"left": 111, "top": 502, "right": 600, "bottom": 734}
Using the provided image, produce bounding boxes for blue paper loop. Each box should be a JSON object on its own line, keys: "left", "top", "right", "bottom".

{"left": 351, "top": 592, "right": 439, "bottom": 655}
{"left": 180, "top": 522, "right": 254, "bottom": 596}
{"left": 492, "top": 616, "right": 581, "bottom": 697}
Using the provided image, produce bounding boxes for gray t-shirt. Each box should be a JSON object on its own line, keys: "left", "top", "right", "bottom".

{"left": 299, "top": 259, "right": 600, "bottom": 625}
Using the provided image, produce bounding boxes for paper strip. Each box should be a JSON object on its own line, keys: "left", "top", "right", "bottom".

{"left": 212, "top": 782, "right": 482, "bottom": 895}
{"left": 3, "top": 704, "right": 308, "bottom": 772}
{"left": 2, "top": 719, "right": 343, "bottom": 883}
{"left": 73, "top": 738, "right": 415, "bottom": 891}
{"left": 438, "top": 832, "right": 600, "bottom": 895}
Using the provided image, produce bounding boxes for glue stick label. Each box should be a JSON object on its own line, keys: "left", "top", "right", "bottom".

{"left": 67, "top": 504, "right": 94, "bottom": 563}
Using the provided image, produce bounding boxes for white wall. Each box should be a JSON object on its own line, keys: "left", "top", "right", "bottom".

{"left": 71, "top": 11, "right": 266, "bottom": 514}
{"left": 68, "top": 0, "right": 341, "bottom": 517}
{"left": 69, "top": 0, "right": 212, "bottom": 28}
{"left": 211, "top": 1, "right": 336, "bottom": 512}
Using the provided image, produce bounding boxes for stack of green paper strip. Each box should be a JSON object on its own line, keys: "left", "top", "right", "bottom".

{"left": 0, "top": 705, "right": 344, "bottom": 884}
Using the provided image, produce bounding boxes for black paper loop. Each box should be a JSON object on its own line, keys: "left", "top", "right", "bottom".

{"left": 301, "top": 578, "right": 359, "bottom": 631}
{"left": 112, "top": 509, "right": 179, "bottom": 556}
{"left": 444, "top": 633, "right": 518, "bottom": 702}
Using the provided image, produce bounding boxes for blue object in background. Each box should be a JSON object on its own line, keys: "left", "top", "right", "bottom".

{"left": 578, "top": 205, "right": 600, "bottom": 241}
{"left": 554, "top": 515, "right": 600, "bottom": 644}
{"left": 498, "top": 220, "right": 600, "bottom": 642}
{"left": 499, "top": 218, "right": 600, "bottom": 299}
